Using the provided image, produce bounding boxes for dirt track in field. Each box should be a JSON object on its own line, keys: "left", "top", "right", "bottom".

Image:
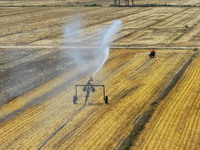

{"left": 1, "top": 6, "right": 200, "bottom": 150}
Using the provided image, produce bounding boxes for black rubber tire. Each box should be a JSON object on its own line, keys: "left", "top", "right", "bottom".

{"left": 73, "top": 95, "right": 77, "bottom": 104}
{"left": 83, "top": 87, "right": 86, "bottom": 92}
{"left": 92, "top": 88, "right": 95, "bottom": 92}
{"left": 105, "top": 96, "right": 108, "bottom": 104}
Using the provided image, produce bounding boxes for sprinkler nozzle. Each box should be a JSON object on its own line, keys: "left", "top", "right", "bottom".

{"left": 89, "top": 77, "right": 93, "bottom": 82}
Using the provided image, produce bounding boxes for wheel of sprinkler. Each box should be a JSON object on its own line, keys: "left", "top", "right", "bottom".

{"left": 73, "top": 95, "right": 77, "bottom": 104}
{"left": 92, "top": 87, "right": 95, "bottom": 92}
{"left": 83, "top": 86, "right": 86, "bottom": 92}
{"left": 105, "top": 96, "right": 108, "bottom": 104}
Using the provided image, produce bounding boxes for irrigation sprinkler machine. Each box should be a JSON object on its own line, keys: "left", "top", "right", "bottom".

{"left": 73, "top": 77, "right": 108, "bottom": 105}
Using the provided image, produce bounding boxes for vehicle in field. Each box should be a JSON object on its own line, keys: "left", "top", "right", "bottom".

{"left": 73, "top": 77, "right": 108, "bottom": 105}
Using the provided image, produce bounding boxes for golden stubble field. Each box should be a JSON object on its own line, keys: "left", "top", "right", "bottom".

{"left": 0, "top": 6, "right": 200, "bottom": 150}
{"left": 1, "top": 7, "right": 200, "bottom": 47}
{"left": 133, "top": 54, "right": 200, "bottom": 150}
{"left": 0, "top": 48, "right": 194, "bottom": 149}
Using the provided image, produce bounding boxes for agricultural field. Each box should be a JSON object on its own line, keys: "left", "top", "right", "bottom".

{"left": 134, "top": 0, "right": 200, "bottom": 6}
{"left": 0, "top": 6, "right": 200, "bottom": 150}
{"left": 133, "top": 53, "right": 200, "bottom": 150}
{"left": 1, "top": 7, "right": 200, "bottom": 47}
{"left": 0, "top": 0, "right": 199, "bottom": 7}
{"left": 0, "top": 0, "right": 113, "bottom": 7}
{"left": 0, "top": 48, "right": 194, "bottom": 149}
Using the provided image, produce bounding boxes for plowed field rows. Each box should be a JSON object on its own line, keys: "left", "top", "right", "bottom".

{"left": 1, "top": 6, "right": 200, "bottom": 150}
{"left": 134, "top": 0, "right": 200, "bottom": 5}
{"left": 0, "top": 0, "right": 113, "bottom": 7}
{"left": 133, "top": 53, "right": 200, "bottom": 150}
{"left": 0, "top": 7, "right": 200, "bottom": 47}
{"left": 0, "top": 49, "right": 193, "bottom": 149}
{"left": 116, "top": 8, "right": 200, "bottom": 47}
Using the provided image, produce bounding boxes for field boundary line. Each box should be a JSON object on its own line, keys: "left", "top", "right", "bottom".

{"left": 111, "top": 47, "right": 199, "bottom": 50}
{"left": 0, "top": 45, "right": 199, "bottom": 50}
{"left": 118, "top": 51, "right": 198, "bottom": 150}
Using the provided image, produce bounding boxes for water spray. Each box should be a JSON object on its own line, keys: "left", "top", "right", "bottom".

{"left": 73, "top": 77, "right": 108, "bottom": 105}
{"left": 65, "top": 19, "right": 122, "bottom": 105}
{"left": 92, "top": 20, "right": 122, "bottom": 77}
{"left": 92, "top": 47, "right": 109, "bottom": 77}
{"left": 64, "top": 19, "right": 122, "bottom": 77}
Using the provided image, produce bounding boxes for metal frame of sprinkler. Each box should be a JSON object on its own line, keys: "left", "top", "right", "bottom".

{"left": 73, "top": 77, "right": 108, "bottom": 105}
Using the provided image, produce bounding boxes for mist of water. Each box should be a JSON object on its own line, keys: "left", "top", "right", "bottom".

{"left": 92, "top": 20, "right": 122, "bottom": 77}
{"left": 63, "top": 19, "right": 122, "bottom": 78}
{"left": 92, "top": 47, "right": 109, "bottom": 77}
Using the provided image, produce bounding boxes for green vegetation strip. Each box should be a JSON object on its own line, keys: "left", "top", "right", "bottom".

{"left": 173, "top": 23, "right": 199, "bottom": 42}
{"left": 119, "top": 51, "right": 198, "bottom": 150}
{"left": 133, "top": 4, "right": 197, "bottom": 7}
{"left": 173, "top": 33, "right": 184, "bottom": 41}
{"left": 110, "top": 4, "right": 198, "bottom": 7}
{"left": 84, "top": 4, "right": 102, "bottom": 7}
